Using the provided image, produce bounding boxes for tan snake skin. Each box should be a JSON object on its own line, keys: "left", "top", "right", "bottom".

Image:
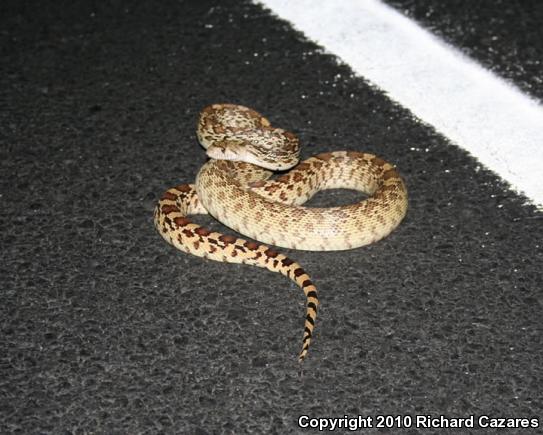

{"left": 154, "top": 104, "right": 408, "bottom": 361}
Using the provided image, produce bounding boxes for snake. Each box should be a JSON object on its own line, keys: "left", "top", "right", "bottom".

{"left": 154, "top": 104, "right": 408, "bottom": 362}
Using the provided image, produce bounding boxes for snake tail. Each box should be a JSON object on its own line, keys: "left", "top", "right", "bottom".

{"left": 154, "top": 183, "right": 319, "bottom": 361}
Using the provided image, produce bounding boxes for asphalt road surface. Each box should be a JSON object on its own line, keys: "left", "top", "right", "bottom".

{"left": 1, "top": 1, "right": 541, "bottom": 433}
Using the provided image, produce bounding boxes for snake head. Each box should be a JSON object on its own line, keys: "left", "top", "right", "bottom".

{"left": 199, "top": 104, "right": 301, "bottom": 171}
{"left": 206, "top": 139, "right": 244, "bottom": 161}
{"left": 206, "top": 127, "right": 300, "bottom": 171}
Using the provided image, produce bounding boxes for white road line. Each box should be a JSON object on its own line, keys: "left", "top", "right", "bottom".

{"left": 258, "top": 0, "right": 543, "bottom": 208}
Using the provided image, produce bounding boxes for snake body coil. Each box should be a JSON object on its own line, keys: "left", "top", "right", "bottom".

{"left": 155, "top": 104, "right": 408, "bottom": 361}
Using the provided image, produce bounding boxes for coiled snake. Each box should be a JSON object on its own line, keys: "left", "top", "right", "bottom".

{"left": 154, "top": 104, "right": 408, "bottom": 361}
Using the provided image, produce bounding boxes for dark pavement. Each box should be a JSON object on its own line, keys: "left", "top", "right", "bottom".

{"left": 1, "top": 1, "right": 541, "bottom": 433}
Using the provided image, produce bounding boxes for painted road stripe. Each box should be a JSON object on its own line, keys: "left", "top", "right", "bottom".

{"left": 258, "top": 0, "right": 543, "bottom": 208}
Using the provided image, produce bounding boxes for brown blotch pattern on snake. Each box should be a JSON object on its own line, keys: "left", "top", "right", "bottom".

{"left": 154, "top": 103, "right": 407, "bottom": 362}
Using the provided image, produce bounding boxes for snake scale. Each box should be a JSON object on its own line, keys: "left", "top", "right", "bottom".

{"left": 154, "top": 104, "right": 408, "bottom": 361}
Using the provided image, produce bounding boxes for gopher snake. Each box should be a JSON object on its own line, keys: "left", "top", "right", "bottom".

{"left": 154, "top": 104, "right": 408, "bottom": 361}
